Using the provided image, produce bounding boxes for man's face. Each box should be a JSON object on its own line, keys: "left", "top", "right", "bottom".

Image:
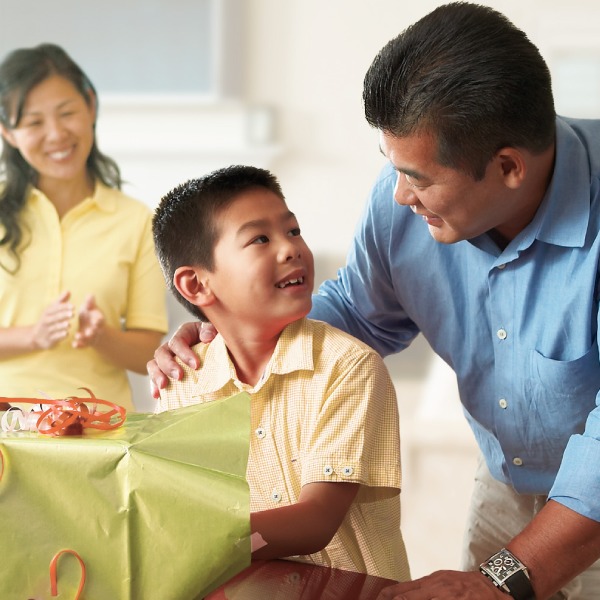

{"left": 207, "top": 188, "right": 315, "bottom": 336}
{"left": 379, "top": 131, "right": 519, "bottom": 244}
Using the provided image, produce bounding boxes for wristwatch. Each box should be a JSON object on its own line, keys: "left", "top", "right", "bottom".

{"left": 479, "top": 548, "right": 536, "bottom": 599}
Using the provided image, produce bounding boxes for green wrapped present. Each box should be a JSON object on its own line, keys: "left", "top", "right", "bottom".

{"left": 0, "top": 392, "right": 251, "bottom": 600}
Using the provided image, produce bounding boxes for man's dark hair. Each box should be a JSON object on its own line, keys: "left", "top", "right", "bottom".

{"left": 152, "top": 164, "right": 285, "bottom": 320}
{"left": 363, "top": 2, "right": 556, "bottom": 179}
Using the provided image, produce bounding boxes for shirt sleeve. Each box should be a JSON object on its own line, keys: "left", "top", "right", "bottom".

{"left": 549, "top": 327, "right": 600, "bottom": 521}
{"left": 125, "top": 208, "right": 168, "bottom": 333}
{"left": 549, "top": 426, "right": 600, "bottom": 520}
{"left": 300, "top": 347, "right": 402, "bottom": 490}
{"left": 310, "top": 164, "right": 420, "bottom": 357}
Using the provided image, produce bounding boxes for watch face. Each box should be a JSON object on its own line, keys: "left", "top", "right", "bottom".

{"left": 481, "top": 550, "right": 523, "bottom": 583}
{"left": 481, "top": 550, "right": 534, "bottom": 600}
{"left": 486, "top": 550, "right": 521, "bottom": 580}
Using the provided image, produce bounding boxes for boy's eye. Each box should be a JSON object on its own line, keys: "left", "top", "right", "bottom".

{"left": 252, "top": 235, "right": 269, "bottom": 245}
{"left": 288, "top": 227, "right": 301, "bottom": 237}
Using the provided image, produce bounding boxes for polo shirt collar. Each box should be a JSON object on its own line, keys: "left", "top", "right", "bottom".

{"left": 29, "top": 181, "right": 117, "bottom": 213}
{"left": 86, "top": 182, "right": 117, "bottom": 213}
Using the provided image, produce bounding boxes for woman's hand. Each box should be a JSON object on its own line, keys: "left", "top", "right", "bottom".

{"left": 147, "top": 321, "right": 217, "bottom": 398}
{"left": 30, "top": 291, "right": 74, "bottom": 350}
{"left": 72, "top": 294, "right": 105, "bottom": 348}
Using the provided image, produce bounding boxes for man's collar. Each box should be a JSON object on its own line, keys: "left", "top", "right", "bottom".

{"left": 533, "top": 116, "right": 590, "bottom": 248}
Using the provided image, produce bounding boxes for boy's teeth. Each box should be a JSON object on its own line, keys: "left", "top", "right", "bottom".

{"left": 277, "top": 277, "right": 304, "bottom": 288}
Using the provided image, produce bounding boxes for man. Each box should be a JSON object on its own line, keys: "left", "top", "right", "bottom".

{"left": 149, "top": 4, "right": 600, "bottom": 598}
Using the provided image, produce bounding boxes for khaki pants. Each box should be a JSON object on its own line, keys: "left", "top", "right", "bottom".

{"left": 461, "top": 456, "right": 600, "bottom": 600}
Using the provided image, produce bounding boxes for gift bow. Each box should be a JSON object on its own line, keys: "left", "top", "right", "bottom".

{"left": 0, "top": 388, "right": 126, "bottom": 437}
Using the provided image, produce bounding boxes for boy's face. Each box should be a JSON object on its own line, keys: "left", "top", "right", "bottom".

{"left": 208, "top": 188, "right": 314, "bottom": 333}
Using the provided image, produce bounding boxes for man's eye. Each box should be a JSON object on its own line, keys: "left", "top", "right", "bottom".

{"left": 404, "top": 173, "right": 426, "bottom": 190}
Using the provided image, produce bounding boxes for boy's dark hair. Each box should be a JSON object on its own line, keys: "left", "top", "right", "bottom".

{"left": 153, "top": 164, "right": 285, "bottom": 321}
{"left": 363, "top": 2, "right": 556, "bottom": 180}
{"left": 0, "top": 43, "right": 122, "bottom": 274}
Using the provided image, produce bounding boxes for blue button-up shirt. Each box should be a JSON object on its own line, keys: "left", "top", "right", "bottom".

{"left": 311, "top": 116, "right": 600, "bottom": 521}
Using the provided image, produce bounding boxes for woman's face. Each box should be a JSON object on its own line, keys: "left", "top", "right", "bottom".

{"left": 0, "top": 74, "right": 96, "bottom": 195}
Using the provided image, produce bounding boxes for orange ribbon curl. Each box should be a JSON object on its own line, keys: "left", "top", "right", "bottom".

{"left": 49, "top": 549, "right": 87, "bottom": 599}
{"left": 0, "top": 388, "right": 126, "bottom": 436}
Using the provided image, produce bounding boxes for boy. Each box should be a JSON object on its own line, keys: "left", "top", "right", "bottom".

{"left": 152, "top": 165, "right": 409, "bottom": 582}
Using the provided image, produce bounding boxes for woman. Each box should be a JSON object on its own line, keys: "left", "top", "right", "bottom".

{"left": 0, "top": 43, "right": 168, "bottom": 411}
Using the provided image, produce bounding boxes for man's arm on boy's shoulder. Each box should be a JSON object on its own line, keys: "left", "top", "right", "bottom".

{"left": 250, "top": 481, "right": 359, "bottom": 560}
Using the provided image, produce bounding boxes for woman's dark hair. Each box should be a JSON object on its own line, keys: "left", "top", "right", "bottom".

{"left": 0, "top": 43, "right": 122, "bottom": 273}
{"left": 363, "top": 2, "right": 556, "bottom": 180}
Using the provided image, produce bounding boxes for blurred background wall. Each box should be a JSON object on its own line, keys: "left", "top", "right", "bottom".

{"left": 2, "top": 0, "right": 600, "bottom": 577}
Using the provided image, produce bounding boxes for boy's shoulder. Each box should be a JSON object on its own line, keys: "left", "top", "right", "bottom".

{"left": 303, "top": 318, "right": 384, "bottom": 360}
{"left": 172, "top": 340, "right": 216, "bottom": 383}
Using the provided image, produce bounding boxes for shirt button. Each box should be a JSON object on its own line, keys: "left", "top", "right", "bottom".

{"left": 272, "top": 491, "right": 282, "bottom": 503}
{"left": 497, "top": 329, "right": 507, "bottom": 340}
{"left": 255, "top": 427, "right": 266, "bottom": 439}
{"left": 497, "top": 263, "right": 507, "bottom": 270}
{"left": 499, "top": 398, "right": 508, "bottom": 409}
{"left": 323, "top": 465, "right": 334, "bottom": 476}
{"left": 342, "top": 466, "right": 354, "bottom": 477}
{"left": 513, "top": 457, "right": 523, "bottom": 467}
{"left": 287, "top": 573, "right": 301, "bottom": 584}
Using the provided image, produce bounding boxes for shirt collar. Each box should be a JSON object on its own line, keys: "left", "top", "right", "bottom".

{"left": 266, "top": 318, "right": 315, "bottom": 376}
{"left": 89, "top": 182, "right": 118, "bottom": 213}
{"left": 470, "top": 117, "right": 591, "bottom": 258}
{"left": 29, "top": 181, "right": 117, "bottom": 214}
{"left": 533, "top": 116, "right": 590, "bottom": 248}
{"left": 192, "top": 318, "right": 315, "bottom": 394}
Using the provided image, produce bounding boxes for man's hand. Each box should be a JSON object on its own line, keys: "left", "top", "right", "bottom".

{"left": 72, "top": 294, "right": 105, "bottom": 348}
{"left": 377, "top": 571, "right": 506, "bottom": 600}
{"left": 30, "top": 291, "right": 74, "bottom": 350}
{"left": 147, "top": 321, "right": 217, "bottom": 398}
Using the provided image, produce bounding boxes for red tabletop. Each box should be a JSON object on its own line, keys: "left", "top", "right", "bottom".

{"left": 205, "top": 559, "right": 398, "bottom": 600}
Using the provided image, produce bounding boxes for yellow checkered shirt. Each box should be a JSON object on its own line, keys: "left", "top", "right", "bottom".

{"left": 156, "top": 317, "right": 410, "bottom": 581}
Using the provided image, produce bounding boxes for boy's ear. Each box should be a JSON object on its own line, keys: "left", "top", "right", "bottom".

{"left": 173, "top": 266, "right": 215, "bottom": 309}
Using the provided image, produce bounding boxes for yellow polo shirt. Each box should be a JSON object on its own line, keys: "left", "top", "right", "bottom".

{"left": 0, "top": 184, "right": 168, "bottom": 410}
{"left": 157, "top": 318, "right": 410, "bottom": 582}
